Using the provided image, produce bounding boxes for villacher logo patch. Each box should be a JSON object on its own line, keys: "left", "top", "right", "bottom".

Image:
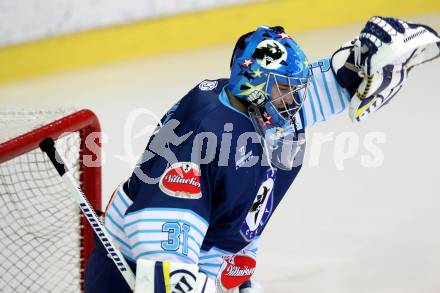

{"left": 159, "top": 162, "right": 202, "bottom": 199}
{"left": 217, "top": 253, "right": 256, "bottom": 291}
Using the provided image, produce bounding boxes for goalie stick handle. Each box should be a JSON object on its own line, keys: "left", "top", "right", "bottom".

{"left": 39, "top": 137, "right": 136, "bottom": 291}
{"left": 39, "top": 137, "right": 67, "bottom": 176}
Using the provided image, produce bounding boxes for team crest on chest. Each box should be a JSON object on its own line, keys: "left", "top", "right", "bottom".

{"left": 159, "top": 162, "right": 202, "bottom": 199}
{"left": 240, "top": 169, "right": 276, "bottom": 241}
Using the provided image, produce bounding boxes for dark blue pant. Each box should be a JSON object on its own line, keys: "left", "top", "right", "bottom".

{"left": 84, "top": 247, "right": 172, "bottom": 293}
{"left": 85, "top": 241, "right": 136, "bottom": 293}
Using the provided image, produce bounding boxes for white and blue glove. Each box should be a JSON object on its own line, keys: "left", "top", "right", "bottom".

{"left": 331, "top": 16, "right": 440, "bottom": 122}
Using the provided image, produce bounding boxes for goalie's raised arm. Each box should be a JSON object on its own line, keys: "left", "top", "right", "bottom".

{"left": 331, "top": 16, "right": 440, "bottom": 122}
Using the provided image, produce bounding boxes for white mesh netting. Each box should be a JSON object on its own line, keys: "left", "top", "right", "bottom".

{"left": 0, "top": 110, "right": 83, "bottom": 292}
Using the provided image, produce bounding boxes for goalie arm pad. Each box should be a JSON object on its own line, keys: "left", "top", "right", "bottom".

{"left": 331, "top": 16, "right": 440, "bottom": 122}
{"left": 300, "top": 58, "right": 352, "bottom": 129}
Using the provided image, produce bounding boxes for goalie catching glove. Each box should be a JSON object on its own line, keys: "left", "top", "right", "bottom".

{"left": 331, "top": 16, "right": 440, "bottom": 122}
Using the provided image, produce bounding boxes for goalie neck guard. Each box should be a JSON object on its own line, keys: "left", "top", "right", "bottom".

{"left": 227, "top": 25, "right": 310, "bottom": 170}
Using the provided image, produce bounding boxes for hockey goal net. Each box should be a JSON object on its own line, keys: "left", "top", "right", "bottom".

{"left": 0, "top": 109, "right": 102, "bottom": 293}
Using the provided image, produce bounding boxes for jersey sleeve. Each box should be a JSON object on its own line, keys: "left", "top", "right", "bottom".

{"left": 103, "top": 183, "right": 135, "bottom": 260}
{"left": 301, "top": 58, "right": 352, "bottom": 128}
{"left": 104, "top": 100, "right": 216, "bottom": 266}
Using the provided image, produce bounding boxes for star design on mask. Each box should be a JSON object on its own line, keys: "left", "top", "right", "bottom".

{"left": 276, "top": 32, "right": 291, "bottom": 39}
{"left": 242, "top": 58, "right": 254, "bottom": 67}
{"left": 253, "top": 68, "right": 263, "bottom": 78}
{"left": 238, "top": 82, "right": 267, "bottom": 97}
{"left": 238, "top": 65, "right": 255, "bottom": 81}
{"left": 263, "top": 112, "right": 275, "bottom": 126}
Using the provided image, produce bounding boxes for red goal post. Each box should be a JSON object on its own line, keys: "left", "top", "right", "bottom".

{"left": 0, "top": 109, "right": 102, "bottom": 292}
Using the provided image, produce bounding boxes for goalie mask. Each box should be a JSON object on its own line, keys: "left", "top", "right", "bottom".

{"left": 227, "top": 25, "right": 310, "bottom": 170}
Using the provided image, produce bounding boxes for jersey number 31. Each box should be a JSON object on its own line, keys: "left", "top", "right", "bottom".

{"left": 161, "top": 222, "right": 191, "bottom": 256}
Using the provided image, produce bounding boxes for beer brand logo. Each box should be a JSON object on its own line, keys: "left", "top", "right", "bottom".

{"left": 159, "top": 162, "right": 202, "bottom": 199}
{"left": 217, "top": 254, "right": 256, "bottom": 290}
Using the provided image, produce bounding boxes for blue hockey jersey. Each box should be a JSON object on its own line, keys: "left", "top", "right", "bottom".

{"left": 101, "top": 58, "right": 351, "bottom": 288}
